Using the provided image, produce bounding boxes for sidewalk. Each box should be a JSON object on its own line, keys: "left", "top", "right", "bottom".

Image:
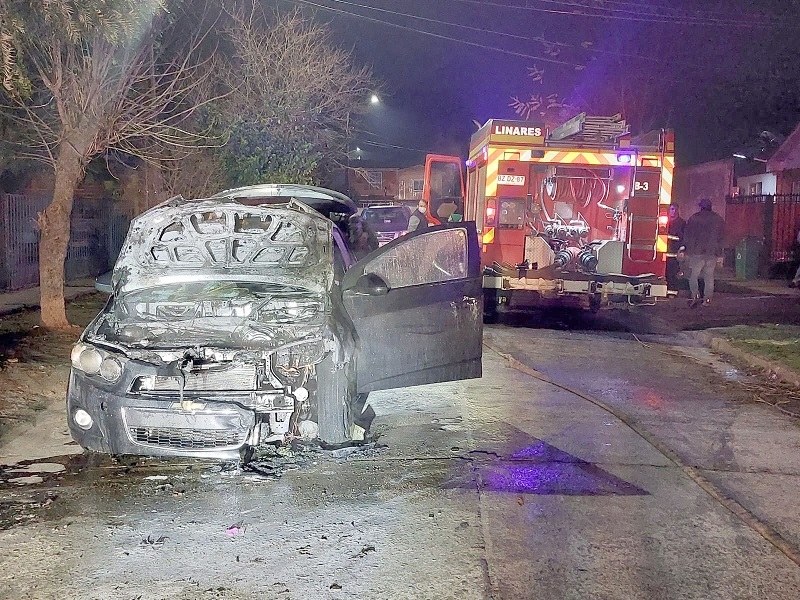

{"left": 0, "top": 279, "right": 98, "bottom": 317}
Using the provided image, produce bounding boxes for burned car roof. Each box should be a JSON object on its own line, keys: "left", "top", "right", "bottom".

{"left": 211, "top": 184, "right": 358, "bottom": 220}
{"left": 112, "top": 196, "right": 334, "bottom": 295}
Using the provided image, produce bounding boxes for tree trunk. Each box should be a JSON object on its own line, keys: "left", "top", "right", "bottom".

{"left": 38, "top": 144, "right": 87, "bottom": 330}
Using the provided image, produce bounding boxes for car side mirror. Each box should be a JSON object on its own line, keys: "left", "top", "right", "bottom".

{"left": 95, "top": 271, "right": 112, "bottom": 294}
{"left": 354, "top": 272, "right": 389, "bottom": 296}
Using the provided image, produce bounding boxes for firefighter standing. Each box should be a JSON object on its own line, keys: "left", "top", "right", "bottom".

{"left": 683, "top": 198, "right": 725, "bottom": 308}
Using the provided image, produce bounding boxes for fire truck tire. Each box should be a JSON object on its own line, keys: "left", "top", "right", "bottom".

{"left": 483, "top": 289, "right": 499, "bottom": 324}
{"left": 589, "top": 294, "right": 602, "bottom": 314}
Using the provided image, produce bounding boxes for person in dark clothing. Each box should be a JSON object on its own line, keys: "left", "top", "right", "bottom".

{"left": 682, "top": 198, "right": 725, "bottom": 308}
{"left": 348, "top": 214, "right": 379, "bottom": 259}
{"left": 407, "top": 200, "right": 430, "bottom": 232}
{"left": 665, "top": 204, "right": 686, "bottom": 289}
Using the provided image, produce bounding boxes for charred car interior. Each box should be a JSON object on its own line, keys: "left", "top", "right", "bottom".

{"left": 67, "top": 185, "right": 483, "bottom": 460}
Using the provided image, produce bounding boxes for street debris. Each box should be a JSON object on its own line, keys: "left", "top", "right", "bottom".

{"left": 241, "top": 440, "right": 386, "bottom": 479}
{"left": 0, "top": 492, "right": 58, "bottom": 529}
{"left": 350, "top": 544, "right": 376, "bottom": 559}
{"left": 226, "top": 522, "right": 246, "bottom": 536}
{"left": 141, "top": 535, "right": 169, "bottom": 548}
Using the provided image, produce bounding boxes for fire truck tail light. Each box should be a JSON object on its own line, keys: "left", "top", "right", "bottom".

{"left": 485, "top": 200, "right": 497, "bottom": 226}
{"left": 658, "top": 215, "right": 669, "bottom": 228}
{"left": 616, "top": 154, "right": 633, "bottom": 164}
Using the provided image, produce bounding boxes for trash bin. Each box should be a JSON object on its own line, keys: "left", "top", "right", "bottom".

{"left": 735, "top": 236, "right": 761, "bottom": 280}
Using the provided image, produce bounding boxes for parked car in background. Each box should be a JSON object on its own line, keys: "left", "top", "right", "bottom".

{"left": 360, "top": 204, "right": 412, "bottom": 246}
{"left": 67, "top": 185, "right": 483, "bottom": 460}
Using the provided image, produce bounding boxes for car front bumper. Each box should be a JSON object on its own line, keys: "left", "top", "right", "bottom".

{"left": 67, "top": 369, "right": 256, "bottom": 460}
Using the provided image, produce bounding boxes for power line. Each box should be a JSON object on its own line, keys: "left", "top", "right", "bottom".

{"left": 303, "top": 0, "right": 667, "bottom": 64}
{"left": 359, "top": 138, "right": 433, "bottom": 154}
{"left": 290, "top": 0, "right": 744, "bottom": 74}
{"left": 289, "top": 0, "right": 585, "bottom": 67}
{"left": 528, "top": 0, "right": 783, "bottom": 25}
{"left": 443, "top": 0, "right": 794, "bottom": 28}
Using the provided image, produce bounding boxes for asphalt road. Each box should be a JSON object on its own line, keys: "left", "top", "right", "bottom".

{"left": 2, "top": 321, "right": 800, "bottom": 599}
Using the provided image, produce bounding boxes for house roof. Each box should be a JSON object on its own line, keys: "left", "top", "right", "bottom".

{"left": 768, "top": 122, "right": 800, "bottom": 172}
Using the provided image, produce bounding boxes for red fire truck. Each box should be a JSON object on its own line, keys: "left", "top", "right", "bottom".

{"left": 423, "top": 113, "right": 676, "bottom": 320}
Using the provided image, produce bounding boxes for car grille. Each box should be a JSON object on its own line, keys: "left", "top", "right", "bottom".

{"left": 138, "top": 364, "right": 257, "bottom": 392}
{"left": 129, "top": 427, "right": 245, "bottom": 450}
{"left": 122, "top": 406, "right": 253, "bottom": 452}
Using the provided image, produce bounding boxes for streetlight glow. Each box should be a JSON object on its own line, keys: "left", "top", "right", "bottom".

{"left": 370, "top": 94, "right": 380, "bottom": 105}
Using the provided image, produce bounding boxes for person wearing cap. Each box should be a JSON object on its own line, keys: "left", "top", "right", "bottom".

{"left": 682, "top": 198, "right": 726, "bottom": 308}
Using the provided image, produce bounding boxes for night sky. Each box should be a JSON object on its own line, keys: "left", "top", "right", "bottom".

{"left": 275, "top": 0, "right": 800, "bottom": 168}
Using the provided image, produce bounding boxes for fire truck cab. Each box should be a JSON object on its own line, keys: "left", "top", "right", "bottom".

{"left": 440, "top": 113, "right": 675, "bottom": 320}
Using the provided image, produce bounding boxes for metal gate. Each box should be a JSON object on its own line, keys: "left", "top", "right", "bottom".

{"left": 1, "top": 193, "right": 131, "bottom": 291}
{"left": 1, "top": 193, "right": 51, "bottom": 290}
{"left": 726, "top": 194, "right": 800, "bottom": 264}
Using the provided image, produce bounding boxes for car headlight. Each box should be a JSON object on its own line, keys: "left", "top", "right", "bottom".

{"left": 71, "top": 342, "right": 126, "bottom": 383}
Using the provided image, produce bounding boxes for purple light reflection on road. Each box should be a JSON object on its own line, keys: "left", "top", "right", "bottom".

{"left": 443, "top": 432, "right": 649, "bottom": 496}
{"left": 477, "top": 462, "right": 646, "bottom": 496}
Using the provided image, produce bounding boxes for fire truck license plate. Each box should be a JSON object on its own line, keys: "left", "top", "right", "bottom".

{"left": 498, "top": 174, "right": 526, "bottom": 186}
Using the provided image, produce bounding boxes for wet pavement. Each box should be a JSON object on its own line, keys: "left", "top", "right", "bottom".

{"left": 2, "top": 327, "right": 800, "bottom": 598}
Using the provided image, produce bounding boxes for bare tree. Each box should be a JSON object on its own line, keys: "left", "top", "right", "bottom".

{"left": 213, "top": 4, "right": 376, "bottom": 184}
{"left": 2, "top": 1, "right": 223, "bottom": 329}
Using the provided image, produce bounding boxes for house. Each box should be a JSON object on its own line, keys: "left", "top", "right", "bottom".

{"left": 767, "top": 123, "right": 800, "bottom": 195}
{"left": 722, "top": 122, "right": 800, "bottom": 269}
{"left": 346, "top": 163, "right": 426, "bottom": 207}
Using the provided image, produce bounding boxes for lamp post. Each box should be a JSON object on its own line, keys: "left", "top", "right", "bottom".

{"left": 733, "top": 153, "right": 768, "bottom": 163}
{"left": 346, "top": 94, "right": 380, "bottom": 197}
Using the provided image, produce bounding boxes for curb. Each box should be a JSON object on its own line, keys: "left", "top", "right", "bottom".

{"left": 692, "top": 331, "right": 800, "bottom": 388}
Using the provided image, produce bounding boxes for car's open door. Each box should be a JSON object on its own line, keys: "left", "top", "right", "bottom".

{"left": 341, "top": 223, "right": 482, "bottom": 393}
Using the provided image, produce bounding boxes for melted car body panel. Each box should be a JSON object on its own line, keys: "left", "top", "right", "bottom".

{"left": 113, "top": 198, "right": 333, "bottom": 295}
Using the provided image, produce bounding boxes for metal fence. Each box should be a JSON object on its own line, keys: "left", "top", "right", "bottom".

{"left": 725, "top": 194, "right": 800, "bottom": 266}
{"left": 1, "top": 193, "right": 130, "bottom": 291}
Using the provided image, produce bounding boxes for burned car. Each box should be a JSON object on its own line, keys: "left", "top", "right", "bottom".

{"left": 67, "top": 184, "right": 482, "bottom": 459}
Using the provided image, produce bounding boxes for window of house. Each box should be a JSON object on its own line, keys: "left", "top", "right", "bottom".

{"left": 411, "top": 179, "right": 424, "bottom": 192}
{"left": 367, "top": 171, "right": 383, "bottom": 187}
{"left": 749, "top": 181, "right": 762, "bottom": 195}
{"left": 792, "top": 181, "right": 800, "bottom": 195}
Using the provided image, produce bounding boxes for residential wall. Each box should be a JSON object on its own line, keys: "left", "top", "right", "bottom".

{"left": 397, "top": 165, "right": 425, "bottom": 201}
{"left": 777, "top": 168, "right": 800, "bottom": 195}
{"left": 673, "top": 158, "right": 735, "bottom": 218}
{"left": 347, "top": 167, "right": 399, "bottom": 203}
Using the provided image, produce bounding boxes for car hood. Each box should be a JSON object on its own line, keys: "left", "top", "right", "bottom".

{"left": 112, "top": 198, "right": 334, "bottom": 295}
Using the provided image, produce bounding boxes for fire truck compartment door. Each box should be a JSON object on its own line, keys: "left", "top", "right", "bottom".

{"left": 342, "top": 223, "right": 483, "bottom": 393}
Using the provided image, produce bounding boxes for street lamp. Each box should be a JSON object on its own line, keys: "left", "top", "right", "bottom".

{"left": 733, "top": 153, "right": 768, "bottom": 163}
{"left": 370, "top": 93, "right": 380, "bottom": 105}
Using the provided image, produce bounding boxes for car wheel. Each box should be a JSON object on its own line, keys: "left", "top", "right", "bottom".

{"left": 314, "top": 353, "right": 355, "bottom": 445}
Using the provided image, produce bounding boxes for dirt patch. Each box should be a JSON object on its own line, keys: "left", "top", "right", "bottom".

{"left": 0, "top": 293, "right": 106, "bottom": 446}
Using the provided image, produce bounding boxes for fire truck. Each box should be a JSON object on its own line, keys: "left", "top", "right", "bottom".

{"left": 423, "top": 113, "right": 676, "bottom": 320}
